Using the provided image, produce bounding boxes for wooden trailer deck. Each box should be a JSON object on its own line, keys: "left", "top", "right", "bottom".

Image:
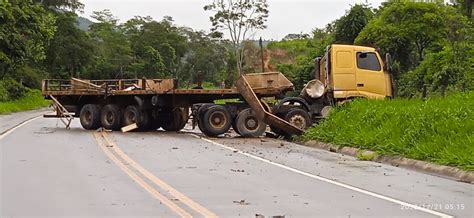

{"left": 42, "top": 72, "right": 294, "bottom": 98}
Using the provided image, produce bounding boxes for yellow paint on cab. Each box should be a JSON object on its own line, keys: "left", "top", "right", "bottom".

{"left": 322, "top": 44, "right": 393, "bottom": 100}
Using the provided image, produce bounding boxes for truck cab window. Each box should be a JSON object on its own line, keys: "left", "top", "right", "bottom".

{"left": 357, "top": 52, "right": 381, "bottom": 71}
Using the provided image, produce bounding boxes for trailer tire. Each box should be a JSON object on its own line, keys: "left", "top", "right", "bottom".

{"left": 123, "top": 105, "right": 150, "bottom": 131}
{"left": 101, "top": 104, "right": 122, "bottom": 131}
{"left": 149, "top": 116, "right": 161, "bottom": 131}
{"left": 284, "top": 108, "right": 312, "bottom": 130}
{"left": 235, "top": 108, "right": 266, "bottom": 138}
{"left": 162, "top": 107, "right": 189, "bottom": 132}
{"left": 198, "top": 105, "right": 232, "bottom": 137}
{"left": 231, "top": 117, "right": 241, "bottom": 135}
{"left": 80, "top": 104, "right": 101, "bottom": 130}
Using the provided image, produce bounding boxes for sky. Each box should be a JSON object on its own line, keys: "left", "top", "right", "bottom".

{"left": 80, "top": 0, "right": 384, "bottom": 40}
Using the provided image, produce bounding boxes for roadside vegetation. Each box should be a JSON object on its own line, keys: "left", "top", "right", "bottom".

{"left": 0, "top": 90, "right": 49, "bottom": 115}
{"left": 302, "top": 92, "right": 474, "bottom": 171}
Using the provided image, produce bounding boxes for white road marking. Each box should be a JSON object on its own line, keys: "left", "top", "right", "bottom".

{"left": 190, "top": 134, "right": 453, "bottom": 218}
{"left": 0, "top": 116, "right": 41, "bottom": 140}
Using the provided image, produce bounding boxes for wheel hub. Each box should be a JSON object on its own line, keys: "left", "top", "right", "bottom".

{"left": 209, "top": 112, "right": 226, "bottom": 129}
{"left": 289, "top": 115, "right": 306, "bottom": 129}
{"left": 245, "top": 117, "right": 258, "bottom": 130}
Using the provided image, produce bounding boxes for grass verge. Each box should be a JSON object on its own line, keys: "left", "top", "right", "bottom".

{"left": 0, "top": 90, "right": 50, "bottom": 115}
{"left": 302, "top": 92, "right": 474, "bottom": 171}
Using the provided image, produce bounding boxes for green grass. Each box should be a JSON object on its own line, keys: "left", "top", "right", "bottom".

{"left": 302, "top": 92, "right": 474, "bottom": 171}
{"left": 0, "top": 90, "right": 50, "bottom": 115}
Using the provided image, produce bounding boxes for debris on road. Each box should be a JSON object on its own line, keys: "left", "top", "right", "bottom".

{"left": 233, "top": 200, "right": 250, "bottom": 205}
{"left": 121, "top": 123, "right": 138, "bottom": 133}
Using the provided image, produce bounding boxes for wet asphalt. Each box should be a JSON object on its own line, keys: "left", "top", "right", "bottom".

{"left": 0, "top": 109, "right": 472, "bottom": 217}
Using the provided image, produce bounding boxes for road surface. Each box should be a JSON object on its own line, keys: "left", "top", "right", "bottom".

{"left": 1, "top": 109, "right": 472, "bottom": 217}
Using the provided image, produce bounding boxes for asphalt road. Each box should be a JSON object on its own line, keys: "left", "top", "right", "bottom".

{"left": 0, "top": 109, "right": 472, "bottom": 217}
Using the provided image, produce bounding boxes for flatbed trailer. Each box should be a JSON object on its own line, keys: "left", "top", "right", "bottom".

{"left": 42, "top": 72, "right": 304, "bottom": 137}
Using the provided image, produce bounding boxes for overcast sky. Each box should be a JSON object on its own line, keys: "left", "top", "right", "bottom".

{"left": 80, "top": 0, "right": 384, "bottom": 40}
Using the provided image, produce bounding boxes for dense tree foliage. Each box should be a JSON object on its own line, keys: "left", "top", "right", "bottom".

{"left": 270, "top": 2, "right": 473, "bottom": 98}
{"left": 334, "top": 4, "right": 374, "bottom": 44}
{"left": 0, "top": 0, "right": 56, "bottom": 78}
{"left": 356, "top": 1, "right": 473, "bottom": 97}
{"left": 1, "top": 0, "right": 472, "bottom": 102}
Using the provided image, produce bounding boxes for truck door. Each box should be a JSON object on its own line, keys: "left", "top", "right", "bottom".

{"left": 332, "top": 49, "right": 356, "bottom": 92}
{"left": 355, "top": 52, "right": 387, "bottom": 97}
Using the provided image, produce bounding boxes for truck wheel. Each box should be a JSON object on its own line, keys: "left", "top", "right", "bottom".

{"left": 149, "top": 116, "right": 161, "bottom": 131}
{"left": 123, "top": 105, "right": 150, "bottom": 130}
{"left": 162, "top": 107, "right": 189, "bottom": 132}
{"left": 198, "top": 105, "right": 231, "bottom": 137}
{"left": 101, "top": 104, "right": 122, "bottom": 131}
{"left": 235, "top": 108, "right": 266, "bottom": 138}
{"left": 231, "top": 116, "right": 241, "bottom": 135}
{"left": 80, "top": 104, "right": 101, "bottom": 130}
{"left": 284, "top": 108, "right": 312, "bottom": 130}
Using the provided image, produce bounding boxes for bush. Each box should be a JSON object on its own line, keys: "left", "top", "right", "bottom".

{"left": 302, "top": 92, "right": 474, "bottom": 170}
{"left": 0, "top": 84, "right": 8, "bottom": 102}
{"left": 0, "top": 78, "right": 27, "bottom": 100}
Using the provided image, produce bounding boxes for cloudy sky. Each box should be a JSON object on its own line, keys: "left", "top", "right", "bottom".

{"left": 80, "top": 0, "right": 384, "bottom": 40}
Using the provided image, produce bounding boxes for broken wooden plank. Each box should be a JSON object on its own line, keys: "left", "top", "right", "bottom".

{"left": 121, "top": 123, "right": 138, "bottom": 133}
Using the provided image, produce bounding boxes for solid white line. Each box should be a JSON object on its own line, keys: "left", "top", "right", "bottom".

{"left": 190, "top": 134, "right": 453, "bottom": 218}
{"left": 0, "top": 116, "right": 42, "bottom": 140}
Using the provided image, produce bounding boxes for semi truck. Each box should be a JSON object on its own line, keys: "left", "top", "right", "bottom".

{"left": 42, "top": 44, "right": 393, "bottom": 138}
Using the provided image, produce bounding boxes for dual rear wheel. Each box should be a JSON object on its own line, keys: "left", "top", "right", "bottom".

{"left": 197, "top": 106, "right": 266, "bottom": 138}
{"left": 79, "top": 104, "right": 188, "bottom": 132}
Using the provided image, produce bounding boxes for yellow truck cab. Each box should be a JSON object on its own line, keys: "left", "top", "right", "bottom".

{"left": 318, "top": 44, "right": 393, "bottom": 100}
{"left": 271, "top": 44, "right": 394, "bottom": 133}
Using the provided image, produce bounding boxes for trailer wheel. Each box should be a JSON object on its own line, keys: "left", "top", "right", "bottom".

{"left": 284, "top": 108, "right": 312, "bottom": 130}
{"left": 231, "top": 117, "right": 241, "bottom": 135}
{"left": 101, "top": 104, "right": 122, "bottom": 131}
{"left": 198, "top": 105, "right": 231, "bottom": 137}
{"left": 235, "top": 108, "right": 266, "bottom": 138}
{"left": 162, "top": 107, "right": 189, "bottom": 132}
{"left": 123, "top": 105, "right": 150, "bottom": 130}
{"left": 149, "top": 116, "right": 161, "bottom": 131}
{"left": 80, "top": 104, "right": 101, "bottom": 130}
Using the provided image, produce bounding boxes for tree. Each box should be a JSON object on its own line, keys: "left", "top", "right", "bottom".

{"left": 204, "top": 0, "right": 269, "bottom": 75}
{"left": 334, "top": 4, "right": 374, "bottom": 44}
{"left": 356, "top": 2, "right": 446, "bottom": 73}
{"left": 450, "top": 0, "right": 473, "bottom": 18}
{"left": 44, "top": 12, "right": 94, "bottom": 78}
{"left": 0, "top": 0, "right": 56, "bottom": 78}
{"left": 89, "top": 10, "right": 132, "bottom": 79}
{"left": 178, "top": 29, "right": 232, "bottom": 87}
{"left": 35, "top": 0, "right": 84, "bottom": 11}
{"left": 283, "top": 33, "right": 310, "bottom": 41}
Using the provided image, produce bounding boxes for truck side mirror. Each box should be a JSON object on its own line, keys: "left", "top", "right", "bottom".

{"left": 384, "top": 53, "right": 392, "bottom": 72}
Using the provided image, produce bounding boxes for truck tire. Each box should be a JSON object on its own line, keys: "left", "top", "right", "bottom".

{"left": 198, "top": 105, "right": 232, "bottom": 137}
{"left": 162, "top": 107, "right": 188, "bottom": 132}
{"left": 80, "top": 104, "right": 101, "bottom": 130}
{"left": 284, "top": 108, "right": 312, "bottom": 130}
{"left": 101, "top": 104, "right": 122, "bottom": 131}
{"left": 235, "top": 108, "right": 266, "bottom": 138}
{"left": 231, "top": 116, "right": 241, "bottom": 135}
{"left": 123, "top": 105, "right": 150, "bottom": 130}
{"left": 149, "top": 116, "right": 161, "bottom": 131}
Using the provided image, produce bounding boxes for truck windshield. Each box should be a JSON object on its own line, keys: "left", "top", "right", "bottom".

{"left": 357, "top": 52, "right": 381, "bottom": 71}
